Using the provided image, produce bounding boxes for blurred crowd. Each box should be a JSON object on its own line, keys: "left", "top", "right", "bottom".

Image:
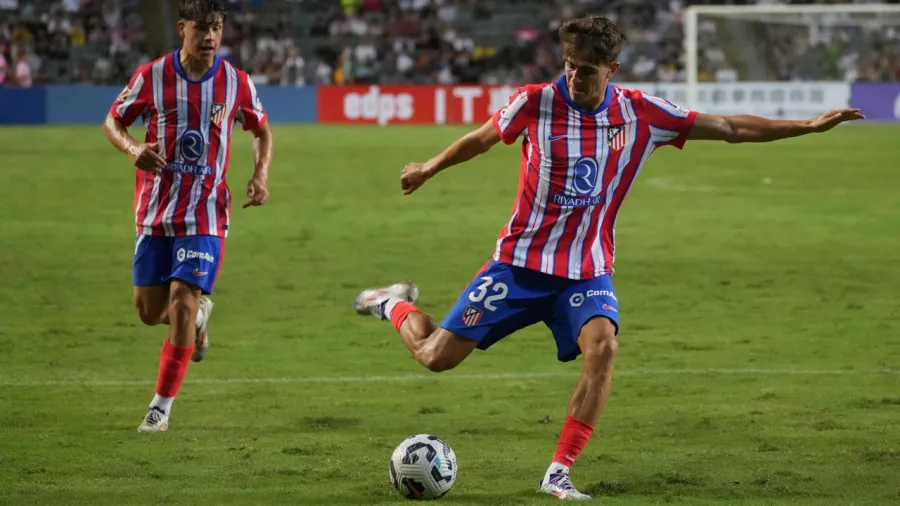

{"left": 0, "top": 0, "right": 150, "bottom": 86}
{"left": 763, "top": 9, "right": 900, "bottom": 81}
{"left": 0, "top": 0, "right": 898, "bottom": 87}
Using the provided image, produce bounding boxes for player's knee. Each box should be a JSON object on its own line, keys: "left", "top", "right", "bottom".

{"left": 135, "top": 305, "right": 163, "bottom": 326}
{"left": 578, "top": 318, "right": 619, "bottom": 366}
{"left": 417, "top": 330, "right": 476, "bottom": 372}
{"left": 419, "top": 352, "right": 461, "bottom": 373}
{"left": 168, "top": 284, "right": 199, "bottom": 316}
{"left": 134, "top": 296, "right": 163, "bottom": 326}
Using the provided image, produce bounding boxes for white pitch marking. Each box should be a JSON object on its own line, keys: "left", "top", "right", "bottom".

{"left": 0, "top": 368, "right": 895, "bottom": 388}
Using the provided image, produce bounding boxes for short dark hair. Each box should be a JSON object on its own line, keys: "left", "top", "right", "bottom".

{"left": 179, "top": 0, "right": 227, "bottom": 24}
{"left": 558, "top": 15, "right": 627, "bottom": 66}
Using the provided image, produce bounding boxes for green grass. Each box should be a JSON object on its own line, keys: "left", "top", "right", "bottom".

{"left": 0, "top": 124, "right": 898, "bottom": 505}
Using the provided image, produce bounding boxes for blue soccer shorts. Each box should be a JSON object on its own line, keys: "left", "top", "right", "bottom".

{"left": 440, "top": 260, "right": 619, "bottom": 362}
{"left": 133, "top": 234, "right": 224, "bottom": 295}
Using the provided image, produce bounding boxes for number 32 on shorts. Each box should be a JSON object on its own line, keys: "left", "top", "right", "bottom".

{"left": 468, "top": 276, "right": 508, "bottom": 311}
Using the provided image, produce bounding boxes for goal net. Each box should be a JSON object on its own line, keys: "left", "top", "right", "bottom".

{"left": 676, "top": 3, "right": 900, "bottom": 119}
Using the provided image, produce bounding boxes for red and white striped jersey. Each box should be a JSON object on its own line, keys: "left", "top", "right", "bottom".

{"left": 491, "top": 75, "right": 697, "bottom": 279}
{"left": 110, "top": 51, "right": 268, "bottom": 238}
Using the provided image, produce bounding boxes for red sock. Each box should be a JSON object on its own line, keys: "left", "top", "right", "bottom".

{"left": 389, "top": 301, "right": 420, "bottom": 332}
{"left": 552, "top": 416, "right": 594, "bottom": 467}
{"left": 155, "top": 340, "right": 194, "bottom": 398}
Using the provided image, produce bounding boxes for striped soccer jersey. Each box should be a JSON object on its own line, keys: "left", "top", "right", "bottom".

{"left": 491, "top": 75, "right": 697, "bottom": 279}
{"left": 110, "top": 51, "right": 268, "bottom": 238}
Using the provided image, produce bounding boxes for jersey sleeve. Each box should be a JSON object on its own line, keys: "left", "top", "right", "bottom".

{"left": 109, "top": 66, "right": 151, "bottom": 127}
{"left": 235, "top": 73, "right": 268, "bottom": 131}
{"left": 638, "top": 92, "right": 698, "bottom": 150}
{"left": 491, "top": 86, "right": 539, "bottom": 145}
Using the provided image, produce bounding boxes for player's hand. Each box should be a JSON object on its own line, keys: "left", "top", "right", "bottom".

{"left": 808, "top": 109, "right": 865, "bottom": 132}
{"left": 131, "top": 142, "right": 167, "bottom": 173}
{"left": 243, "top": 177, "right": 269, "bottom": 209}
{"left": 401, "top": 162, "right": 433, "bottom": 195}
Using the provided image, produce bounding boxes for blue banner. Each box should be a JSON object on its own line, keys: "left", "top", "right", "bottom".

{"left": 255, "top": 85, "right": 317, "bottom": 124}
{"left": 0, "top": 87, "right": 47, "bottom": 124}
{"left": 850, "top": 83, "right": 900, "bottom": 122}
{"left": 46, "top": 85, "right": 121, "bottom": 125}
{"left": 0, "top": 85, "right": 317, "bottom": 125}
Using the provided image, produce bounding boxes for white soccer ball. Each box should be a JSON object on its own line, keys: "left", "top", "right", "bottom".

{"left": 389, "top": 434, "right": 458, "bottom": 500}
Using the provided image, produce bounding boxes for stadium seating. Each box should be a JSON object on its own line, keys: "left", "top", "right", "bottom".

{"left": 0, "top": 0, "right": 897, "bottom": 86}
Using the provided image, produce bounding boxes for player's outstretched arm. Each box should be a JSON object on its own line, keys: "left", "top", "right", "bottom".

{"left": 243, "top": 123, "right": 273, "bottom": 209}
{"left": 687, "top": 109, "right": 865, "bottom": 144}
{"left": 102, "top": 113, "right": 166, "bottom": 173}
{"left": 400, "top": 119, "right": 502, "bottom": 195}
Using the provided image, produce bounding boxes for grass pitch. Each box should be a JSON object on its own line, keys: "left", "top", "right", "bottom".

{"left": 0, "top": 124, "right": 898, "bottom": 505}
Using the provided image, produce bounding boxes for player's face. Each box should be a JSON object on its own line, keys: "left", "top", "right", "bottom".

{"left": 178, "top": 15, "right": 224, "bottom": 60}
{"left": 564, "top": 57, "right": 620, "bottom": 109}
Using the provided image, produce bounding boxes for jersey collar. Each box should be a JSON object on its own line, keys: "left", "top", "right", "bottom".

{"left": 173, "top": 49, "right": 221, "bottom": 83}
{"left": 554, "top": 74, "right": 613, "bottom": 116}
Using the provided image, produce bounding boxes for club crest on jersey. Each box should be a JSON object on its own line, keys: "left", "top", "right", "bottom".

{"left": 462, "top": 305, "right": 482, "bottom": 327}
{"left": 210, "top": 103, "right": 227, "bottom": 126}
{"left": 607, "top": 125, "right": 627, "bottom": 152}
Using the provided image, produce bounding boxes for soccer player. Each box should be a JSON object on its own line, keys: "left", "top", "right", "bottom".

{"left": 354, "top": 15, "right": 863, "bottom": 500}
{"left": 102, "top": 0, "right": 273, "bottom": 433}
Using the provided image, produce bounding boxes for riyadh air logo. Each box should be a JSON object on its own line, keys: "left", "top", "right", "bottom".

{"left": 180, "top": 130, "right": 205, "bottom": 163}
{"left": 553, "top": 156, "right": 603, "bottom": 207}
{"left": 572, "top": 156, "right": 599, "bottom": 194}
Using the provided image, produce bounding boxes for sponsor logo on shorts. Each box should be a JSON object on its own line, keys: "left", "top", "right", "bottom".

{"left": 587, "top": 289, "right": 617, "bottom": 301}
{"left": 569, "top": 293, "right": 585, "bottom": 307}
{"left": 602, "top": 304, "right": 618, "bottom": 313}
{"left": 462, "top": 305, "right": 482, "bottom": 326}
{"left": 192, "top": 269, "right": 209, "bottom": 277}
{"left": 176, "top": 248, "right": 216, "bottom": 264}
{"left": 569, "top": 290, "right": 618, "bottom": 307}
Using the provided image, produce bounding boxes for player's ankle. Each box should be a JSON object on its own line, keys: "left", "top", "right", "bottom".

{"left": 389, "top": 300, "right": 419, "bottom": 332}
{"left": 383, "top": 297, "right": 405, "bottom": 320}
{"left": 150, "top": 394, "right": 175, "bottom": 414}
{"left": 548, "top": 460, "right": 570, "bottom": 470}
{"left": 542, "top": 461, "right": 572, "bottom": 485}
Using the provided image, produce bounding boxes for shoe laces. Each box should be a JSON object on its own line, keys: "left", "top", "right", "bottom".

{"left": 145, "top": 408, "right": 165, "bottom": 426}
{"left": 548, "top": 471, "right": 576, "bottom": 491}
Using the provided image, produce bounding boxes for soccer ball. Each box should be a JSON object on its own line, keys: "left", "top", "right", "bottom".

{"left": 389, "top": 434, "right": 458, "bottom": 500}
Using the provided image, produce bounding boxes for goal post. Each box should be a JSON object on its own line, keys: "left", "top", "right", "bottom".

{"left": 682, "top": 3, "right": 900, "bottom": 114}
